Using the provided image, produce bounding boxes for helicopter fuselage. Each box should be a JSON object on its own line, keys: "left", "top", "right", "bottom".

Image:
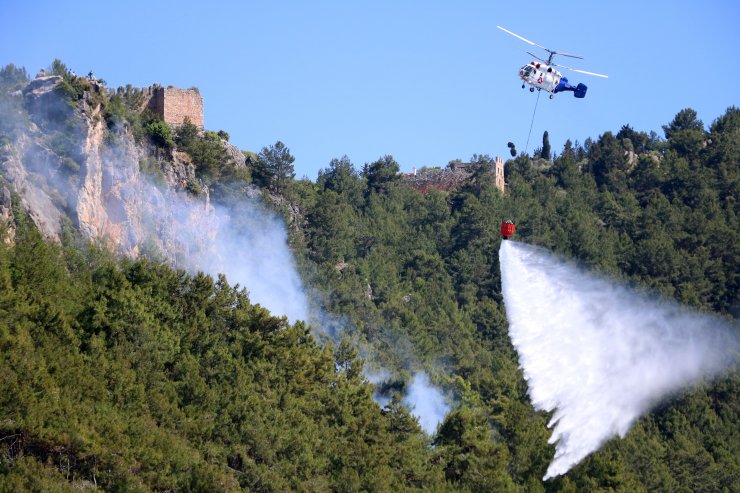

{"left": 519, "top": 62, "right": 561, "bottom": 93}
{"left": 518, "top": 61, "right": 588, "bottom": 98}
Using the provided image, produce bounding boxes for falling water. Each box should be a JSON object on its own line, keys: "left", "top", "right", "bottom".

{"left": 499, "top": 241, "right": 739, "bottom": 479}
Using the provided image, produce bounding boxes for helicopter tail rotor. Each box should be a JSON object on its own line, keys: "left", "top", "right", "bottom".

{"left": 553, "top": 79, "right": 588, "bottom": 98}
{"left": 574, "top": 83, "right": 587, "bottom": 98}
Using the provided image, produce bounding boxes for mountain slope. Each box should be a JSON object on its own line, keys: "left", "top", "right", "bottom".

{"left": 1, "top": 62, "right": 738, "bottom": 491}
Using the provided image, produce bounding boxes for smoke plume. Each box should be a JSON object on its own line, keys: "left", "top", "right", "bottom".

{"left": 402, "top": 372, "right": 451, "bottom": 435}
{"left": 4, "top": 79, "right": 451, "bottom": 434}
{"left": 499, "top": 241, "right": 739, "bottom": 479}
{"left": 166, "top": 190, "right": 451, "bottom": 433}
{"left": 185, "top": 198, "right": 310, "bottom": 324}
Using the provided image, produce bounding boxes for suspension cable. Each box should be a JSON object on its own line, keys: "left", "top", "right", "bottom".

{"left": 524, "top": 90, "right": 541, "bottom": 155}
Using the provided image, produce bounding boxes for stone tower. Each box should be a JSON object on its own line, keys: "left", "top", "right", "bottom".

{"left": 149, "top": 86, "right": 204, "bottom": 128}
{"left": 494, "top": 156, "right": 505, "bottom": 193}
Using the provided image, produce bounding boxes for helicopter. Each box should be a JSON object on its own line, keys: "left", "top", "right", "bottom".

{"left": 497, "top": 26, "right": 608, "bottom": 99}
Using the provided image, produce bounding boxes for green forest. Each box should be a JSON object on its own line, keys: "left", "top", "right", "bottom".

{"left": 0, "top": 63, "right": 738, "bottom": 492}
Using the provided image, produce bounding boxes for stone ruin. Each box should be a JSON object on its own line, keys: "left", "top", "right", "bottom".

{"left": 402, "top": 156, "right": 506, "bottom": 194}
{"left": 106, "top": 84, "right": 204, "bottom": 129}
{"left": 148, "top": 86, "right": 204, "bottom": 129}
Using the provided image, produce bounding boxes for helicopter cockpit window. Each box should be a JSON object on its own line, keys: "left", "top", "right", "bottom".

{"left": 521, "top": 65, "right": 535, "bottom": 77}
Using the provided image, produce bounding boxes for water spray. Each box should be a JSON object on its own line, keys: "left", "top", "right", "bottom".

{"left": 499, "top": 240, "right": 739, "bottom": 479}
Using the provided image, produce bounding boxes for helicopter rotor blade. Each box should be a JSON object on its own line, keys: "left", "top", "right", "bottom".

{"left": 497, "top": 26, "right": 549, "bottom": 52}
{"left": 554, "top": 63, "right": 609, "bottom": 78}
{"left": 550, "top": 51, "right": 584, "bottom": 60}
{"left": 526, "top": 51, "right": 549, "bottom": 64}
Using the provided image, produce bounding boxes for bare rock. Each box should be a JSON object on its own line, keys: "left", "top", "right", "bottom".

{"left": 21, "top": 75, "right": 63, "bottom": 99}
{"left": 22, "top": 76, "right": 71, "bottom": 125}
{"left": 222, "top": 140, "right": 247, "bottom": 168}
{"left": 0, "top": 184, "right": 15, "bottom": 245}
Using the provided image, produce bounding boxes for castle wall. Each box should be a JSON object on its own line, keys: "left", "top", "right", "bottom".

{"left": 402, "top": 157, "right": 506, "bottom": 194}
{"left": 109, "top": 84, "right": 205, "bottom": 128}
{"left": 494, "top": 156, "right": 505, "bottom": 193}
{"left": 148, "top": 87, "right": 204, "bottom": 128}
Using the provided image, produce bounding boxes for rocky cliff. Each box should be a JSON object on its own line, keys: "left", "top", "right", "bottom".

{"left": 0, "top": 183, "right": 14, "bottom": 245}
{"left": 0, "top": 74, "right": 233, "bottom": 264}
{"left": 1, "top": 72, "right": 314, "bottom": 323}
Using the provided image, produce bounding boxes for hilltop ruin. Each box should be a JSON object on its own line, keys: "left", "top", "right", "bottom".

{"left": 401, "top": 156, "right": 506, "bottom": 194}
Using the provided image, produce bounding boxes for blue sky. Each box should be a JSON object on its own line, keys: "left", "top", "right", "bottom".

{"left": 2, "top": 1, "right": 738, "bottom": 179}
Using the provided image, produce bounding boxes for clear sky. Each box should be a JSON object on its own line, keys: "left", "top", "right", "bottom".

{"left": 2, "top": 0, "right": 738, "bottom": 180}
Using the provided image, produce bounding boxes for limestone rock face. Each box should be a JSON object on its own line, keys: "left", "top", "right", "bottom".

{"left": 1, "top": 133, "right": 65, "bottom": 242}
{"left": 167, "top": 150, "right": 197, "bottom": 188}
{"left": 21, "top": 75, "right": 63, "bottom": 100}
{"left": 3, "top": 77, "right": 219, "bottom": 263}
{"left": 21, "top": 76, "right": 70, "bottom": 125}
{"left": 0, "top": 184, "right": 15, "bottom": 245}
{"left": 222, "top": 140, "right": 247, "bottom": 169}
{"left": 73, "top": 105, "right": 219, "bottom": 260}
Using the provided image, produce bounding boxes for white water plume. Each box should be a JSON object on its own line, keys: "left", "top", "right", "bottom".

{"left": 499, "top": 241, "right": 739, "bottom": 480}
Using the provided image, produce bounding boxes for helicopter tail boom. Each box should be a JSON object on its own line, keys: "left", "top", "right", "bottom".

{"left": 554, "top": 77, "right": 588, "bottom": 98}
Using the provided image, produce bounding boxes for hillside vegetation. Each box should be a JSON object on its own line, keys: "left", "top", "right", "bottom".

{"left": 0, "top": 62, "right": 738, "bottom": 491}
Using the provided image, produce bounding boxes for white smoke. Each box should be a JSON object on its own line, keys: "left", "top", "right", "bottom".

{"left": 102, "top": 163, "right": 453, "bottom": 430}
{"left": 403, "top": 372, "right": 451, "bottom": 435}
{"left": 82, "top": 161, "right": 309, "bottom": 324}
{"left": 499, "top": 240, "right": 739, "bottom": 480}
{"left": 365, "top": 368, "right": 393, "bottom": 407}
{"left": 192, "top": 199, "right": 310, "bottom": 323}
{"left": 96, "top": 142, "right": 452, "bottom": 434}
{"left": 202, "top": 202, "right": 452, "bottom": 433}
{"left": 7, "top": 83, "right": 450, "bottom": 431}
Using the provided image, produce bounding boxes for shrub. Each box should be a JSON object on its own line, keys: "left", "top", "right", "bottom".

{"left": 139, "top": 158, "right": 167, "bottom": 187}
{"left": 186, "top": 178, "right": 203, "bottom": 195}
{"left": 144, "top": 119, "right": 174, "bottom": 149}
{"left": 104, "top": 95, "right": 126, "bottom": 128}
{"left": 61, "top": 156, "right": 81, "bottom": 173}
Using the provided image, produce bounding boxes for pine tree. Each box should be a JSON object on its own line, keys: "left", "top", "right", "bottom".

{"left": 541, "top": 130, "right": 551, "bottom": 160}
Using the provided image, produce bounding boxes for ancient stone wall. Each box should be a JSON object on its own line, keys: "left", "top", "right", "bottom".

{"left": 108, "top": 84, "right": 204, "bottom": 128}
{"left": 494, "top": 156, "right": 505, "bottom": 193}
{"left": 402, "top": 157, "right": 506, "bottom": 194}
{"left": 148, "top": 86, "right": 204, "bottom": 128}
{"left": 401, "top": 168, "right": 469, "bottom": 194}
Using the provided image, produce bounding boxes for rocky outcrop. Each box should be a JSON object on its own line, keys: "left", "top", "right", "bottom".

{"left": 2, "top": 76, "right": 220, "bottom": 263}
{"left": 21, "top": 75, "right": 63, "bottom": 102}
{"left": 0, "top": 183, "right": 15, "bottom": 245}
{"left": 166, "top": 150, "right": 197, "bottom": 188}
{"left": 21, "top": 76, "right": 70, "bottom": 126}
{"left": 73, "top": 100, "right": 219, "bottom": 260}
{"left": 1, "top": 133, "right": 65, "bottom": 242}
{"left": 401, "top": 167, "right": 470, "bottom": 194}
{"left": 222, "top": 140, "right": 247, "bottom": 169}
